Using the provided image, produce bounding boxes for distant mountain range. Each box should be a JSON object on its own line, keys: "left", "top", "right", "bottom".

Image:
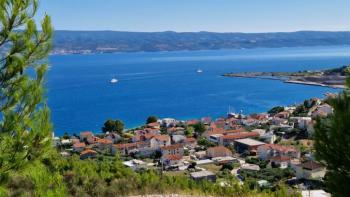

{"left": 52, "top": 31, "right": 350, "bottom": 54}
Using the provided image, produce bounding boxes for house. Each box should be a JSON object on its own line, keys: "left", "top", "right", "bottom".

{"left": 252, "top": 129, "right": 266, "bottom": 136}
{"left": 187, "top": 119, "right": 199, "bottom": 126}
{"left": 61, "top": 139, "right": 72, "bottom": 146}
{"left": 73, "top": 142, "right": 86, "bottom": 153}
{"left": 295, "top": 161, "right": 326, "bottom": 180}
{"left": 220, "top": 132, "right": 260, "bottom": 146}
{"left": 167, "top": 127, "right": 185, "bottom": 135}
{"left": 112, "top": 143, "right": 138, "bottom": 155}
{"left": 240, "top": 163, "right": 260, "bottom": 171}
{"left": 97, "top": 139, "right": 113, "bottom": 151}
{"left": 211, "top": 156, "right": 236, "bottom": 165}
{"left": 132, "top": 133, "right": 155, "bottom": 143}
{"left": 160, "top": 118, "right": 177, "bottom": 127}
{"left": 112, "top": 141, "right": 153, "bottom": 156}
{"left": 105, "top": 133, "right": 121, "bottom": 144}
{"left": 147, "top": 122, "right": 160, "bottom": 129}
{"left": 290, "top": 117, "right": 312, "bottom": 129}
{"left": 123, "top": 159, "right": 147, "bottom": 171}
{"left": 208, "top": 134, "right": 223, "bottom": 144}
{"left": 160, "top": 144, "right": 184, "bottom": 157}
{"left": 80, "top": 149, "right": 97, "bottom": 160}
{"left": 204, "top": 128, "right": 244, "bottom": 139}
{"left": 172, "top": 135, "right": 186, "bottom": 144}
{"left": 275, "top": 111, "right": 290, "bottom": 119}
{"left": 206, "top": 146, "right": 233, "bottom": 158}
{"left": 87, "top": 136, "right": 99, "bottom": 145}
{"left": 183, "top": 137, "right": 197, "bottom": 147}
{"left": 194, "top": 151, "right": 207, "bottom": 159}
{"left": 150, "top": 135, "right": 171, "bottom": 149}
{"left": 270, "top": 117, "right": 288, "bottom": 125}
{"left": 234, "top": 138, "right": 265, "bottom": 154}
{"left": 251, "top": 113, "right": 269, "bottom": 121}
{"left": 161, "top": 154, "right": 183, "bottom": 167}
{"left": 201, "top": 117, "right": 212, "bottom": 125}
{"left": 80, "top": 131, "right": 93, "bottom": 141}
{"left": 269, "top": 156, "right": 291, "bottom": 169}
{"left": 258, "top": 144, "right": 300, "bottom": 160}
{"left": 190, "top": 170, "right": 216, "bottom": 182}
{"left": 259, "top": 133, "right": 277, "bottom": 144}
{"left": 241, "top": 117, "right": 259, "bottom": 126}
{"left": 311, "top": 104, "right": 333, "bottom": 118}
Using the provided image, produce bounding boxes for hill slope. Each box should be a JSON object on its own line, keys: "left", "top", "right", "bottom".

{"left": 52, "top": 31, "right": 350, "bottom": 54}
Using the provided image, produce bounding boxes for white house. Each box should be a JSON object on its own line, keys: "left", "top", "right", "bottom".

{"left": 295, "top": 161, "right": 326, "bottom": 180}
{"left": 258, "top": 144, "right": 300, "bottom": 160}
{"left": 290, "top": 117, "right": 312, "bottom": 129}
{"left": 150, "top": 135, "right": 171, "bottom": 149}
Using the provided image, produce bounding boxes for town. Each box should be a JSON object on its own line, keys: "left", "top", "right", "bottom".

{"left": 53, "top": 95, "right": 335, "bottom": 196}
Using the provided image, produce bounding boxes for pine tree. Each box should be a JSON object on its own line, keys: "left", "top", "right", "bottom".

{"left": 0, "top": 0, "right": 53, "bottom": 177}
{"left": 314, "top": 79, "right": 350, "bottom": 196}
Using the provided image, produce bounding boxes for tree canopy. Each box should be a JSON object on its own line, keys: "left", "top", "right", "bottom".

{"left": 0, "top": 0, "right": 53, "bottom": 177}
{"left": 193, "top": 122, "right": 206, "bottom": 135}
{"left": 314, "top": 88, "right": 350, "bottom": 196}
{"left": 146, "top": 115, "right": 158, "bottom": 124}
{"left": 102, "top": 119, "right": 124, "bottom": 134}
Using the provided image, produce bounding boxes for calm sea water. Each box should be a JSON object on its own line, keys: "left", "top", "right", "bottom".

{"left": 47, "top": 46, "right": 350, "bottom": 135}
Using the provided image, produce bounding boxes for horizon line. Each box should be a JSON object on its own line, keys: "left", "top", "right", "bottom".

{"left": 52, "top": 29, "right": 350, "bottom": 34}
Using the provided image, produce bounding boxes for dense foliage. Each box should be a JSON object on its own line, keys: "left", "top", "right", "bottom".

{"left": 0, "top": 0, "right": 53, "bottom": 178}
{"left": 102, "top": 119, "right": 124, "bottom": 134}
{"left": 267, "top": 106, "right": 284, "bottom": 115}
{"left": 146, "top": 115, "right": 158, "bottom": 124}
{"left": 314, "top": 85, "right": 350, "bottom": 196}
{"left": 193, "top": 122, "right": 206, "bottom": 135}
{"left": 2, "top": 151, "right": 301, "bottom": 197}
{"left": 239, "top": 168, "right": 295, "bottom": 185}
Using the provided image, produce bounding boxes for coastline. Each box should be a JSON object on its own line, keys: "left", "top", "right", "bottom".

{"left": 223, "top": 73, "right": 345, "bottom": 89}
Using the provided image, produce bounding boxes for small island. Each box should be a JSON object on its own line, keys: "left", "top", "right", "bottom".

{"left": 223, "top": 66, "right": 350, "bottom": 89}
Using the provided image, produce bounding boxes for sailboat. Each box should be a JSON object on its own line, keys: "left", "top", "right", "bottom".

{"left": 196, "top": 69, "right": 203, "bottom": 73}
{"left": 110, "top": 76, "right": 118, "bottom": 84}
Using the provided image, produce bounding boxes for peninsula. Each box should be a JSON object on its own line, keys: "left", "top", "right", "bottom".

{"left": 223, "top": 65, "right": 350, "bottom": 89}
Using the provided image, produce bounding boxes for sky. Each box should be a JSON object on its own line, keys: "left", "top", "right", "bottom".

{"left": 36, "top": 0, "right": 350, "bottom": 33}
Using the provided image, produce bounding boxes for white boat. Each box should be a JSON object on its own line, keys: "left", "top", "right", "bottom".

{"left": 110, "top": 78, "right": 118, "bottom": 84}
{"left": 197, "top": 69, "right": 203, "bottom": 73}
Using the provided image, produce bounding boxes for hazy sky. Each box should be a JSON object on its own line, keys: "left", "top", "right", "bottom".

{"left": 36, "top": 0, "right": 350, "bottom": 33}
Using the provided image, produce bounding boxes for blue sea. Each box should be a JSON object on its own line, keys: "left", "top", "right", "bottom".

{"left": 47, "top": 46, "right": 350, "bottom": 135}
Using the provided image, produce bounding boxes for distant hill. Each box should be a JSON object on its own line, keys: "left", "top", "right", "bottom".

{"left": 52, "top": 31, "right": 350, "bottom": 54}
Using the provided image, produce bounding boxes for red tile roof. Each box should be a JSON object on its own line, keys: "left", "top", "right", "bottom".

{"left": 147, "top": 122, "right": 160, "bottom": 127}
{"left": 152, "top": 134, "right": 170, "bottom": 142}
{"left": 114, "top": 143, "right": 138, "bottom": 149}
{"left": 80, "top": 149, "right": 97, "bottom": 156}
{"left": 187, "top": 120, "right": 199, "bottom": 125}
{"left": 163, "top": 154, "right": 182, "bottom": 161}
{"left": 160, "top": 144, "right": 182, "bottom": 150}
{"left": 97, "top": 139, "right": 113, "bottom": 145}
{"left": 73, "top": 142, "right": 86, "bottom": 148}
{"left": 222, "top": 132, "right": 259, "bottom": 140}
{"left": 298, "top": 161, "right": 324, "bottom": 170}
